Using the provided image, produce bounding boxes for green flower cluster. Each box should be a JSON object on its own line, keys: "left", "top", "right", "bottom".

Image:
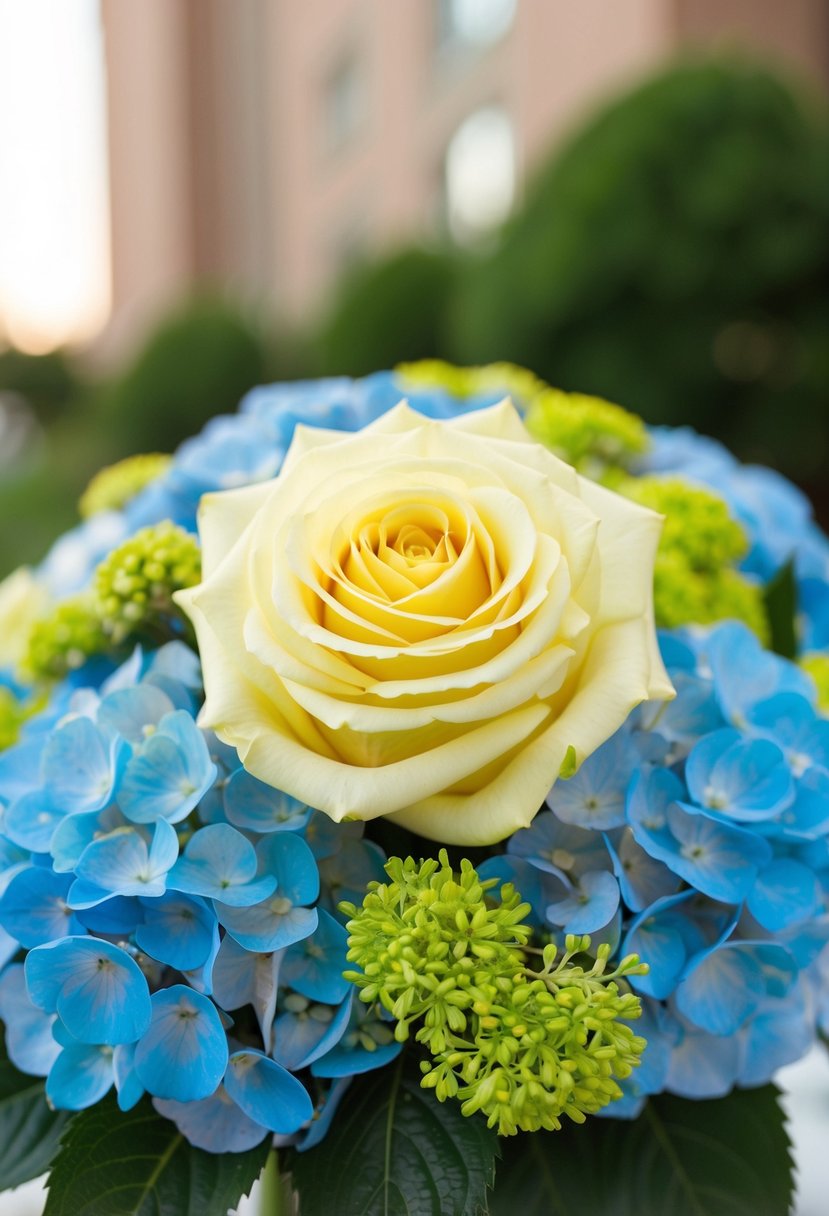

{"left": 396, "top": 359, "right": 547, "bottom": 414}
{"left": 95, "top": 521, "right": 201, "bottom": 646}
{"left": 801, "top": 653, "right": 829, "bottom": 714}
{"left": 79, "top": 453, "right": 172, "bottom": 519}
{"left": 619, "top": 475, "right": 769, "bottom": 640}
{"left": 525, "top": 388, "right": 649, "bottom": 482}
{"left": 26, "top": 523, "right": 200, "bottom": 679}
{"left": 25, "top": 593, "right": 108, "bottom": 681}
{"left": 0, "top": 686, "right": 28, "bottom": 751}
{"left": 342, "top": 852, "right": 647, "bottom": 1135}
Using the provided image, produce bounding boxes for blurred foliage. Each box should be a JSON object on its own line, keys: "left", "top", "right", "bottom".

{"left": 100, "top": 295, "right": 270, "bottom": 456}
{"left": 448, "top": 57, "right": 829, "bottom": 481}
{"left": 0, "top": 347, "right": 80, "bottom": 424}
{"left": 317, "top": 247, "right": 459, "bottom": 376}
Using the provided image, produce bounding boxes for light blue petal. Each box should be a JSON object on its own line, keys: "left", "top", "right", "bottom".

{"left": 97, "top": 685, "right": 176, "bottom": 745}
{"left": 224, "top": 769, "right": 312, "bottom": 834}
{"left": 134, "top": 984, "right": 228, "bottom": 1101}
{"left": 46, "top": 1042, "right": 114, "bottom": 1110}
{"left": 135, "top": 893, "right": 216, "bottom": 970}
{"left": 256, "top": 833, "right": 320, "bottom": 906}
{"left": 43, "top": 717, "right": 123, "bottom": 813}
{"left": 77, "top": 896, "right": 141, "bottom": 936}
{"left": 676, "top": 945, "right": 766, "bottom": 1035}
{"left": 113, "top": 1042, "right": 145, "bottom": 1111}
{"left": 211, "top": 938, "right": 281, "bottom": 1050}
{"left": 168, "top": 824, "right": 276, "bottom": 906}
{"left": 119, "top": 712, "right": 217, "bottom": 825}
{"left": 3, "top": 790, "right": 64, "bottom": 853}
{"left": 604, "top": 829, "right": 681, "bottom": 914}
{"left": 51, "top": 807, "right": 128, "bottom": 873}
{"left": 546, "top": 732, "right": 637, "bottom": 830}
{"left": 225, "top": 1050, "right": 313, "bottom": 1132}
{"left": 281, "top": 910, "right": 350, "bottom": 1004}
{"left": 154, "top": 1089, "right": 268, "bottom": 1153}
{"left": 747, "top": 858, "right": 822, "bottom": 931}
{"left": 25, "top": 936, "right": 151, "bottom": 1045}
{"left": 664, "top": 1021, "right": 740, "bottom": 1098}
{"left": 0, "top": 866, "right": 82, "bottom": 947}
{"left": 545, "top": 869, "right": 620, "bottom": 934}
{"left": 666, "top": 803, "right": 773, "bottom": 903}
{"left": 0, "top": 963, "right": 60, "bottom": 1075}
{"left": 217, "top": 901, "right": 318, "bottom": 954}
{"left": 75, "top": 822, "right": 176, "bottom": 898}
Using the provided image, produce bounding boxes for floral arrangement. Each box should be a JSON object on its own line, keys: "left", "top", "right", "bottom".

{"left": 0, "top": 362, "right": 826, "bottom": 1216}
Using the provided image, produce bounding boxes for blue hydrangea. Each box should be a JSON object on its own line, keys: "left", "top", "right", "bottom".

{"left": 2, "top": 369, "right": 829, "bottom": 1150}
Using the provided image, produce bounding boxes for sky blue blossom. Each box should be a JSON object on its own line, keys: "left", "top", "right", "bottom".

{"left": 604, "top": 829, "right": 681, "bottom": 914}
{"left": 737, "top": 981, "right": 815, "bottom": 1086}
{"left": 622, "top": 891, "right": 727, "bottom": 1001}
{"left": 745, "top": 858, "right": 822, "bottom": 931}
{"left": 0, "top": 963, "right": 60, "bottom": 1076}
{"left": 704, "top": 622, "right": 814, "bottom": 728}
{"left": 746, "top": 692, "right": 829, "bottom": 776}
{"left": 272, "top": 993, "right": 353, "bottom": 1073}
{"left": 42, "top": 716, "right": 126, "bottom": 815}
{"left": 627, "top": 767, "right": 772, "bottom": 904}
{"left": 154, "top": 1088, "right": 270, "bottom": 1153}
{"left": 675, "top": 940, "right": 795, "bottom": 1036}
{"left": 168, "top": 824, "right": 276, "bottom": 906}
{"left": 25, "top": 936, "right": 152, "bottom": 1045}
{"left": 508, "top": 811, "right": 612, "bottom": 879}
{"left": 0, "top": 866, "right": 83, "bottom": 947}
{"left": 546, "top": 731, "right": 642, "bottom": 831}
{"left": 135, "top": 893, "right": 217, "bottom": 971}
{"left": 545, "top": 869, "right": 620, "bottom": 935}
{"left": 216, "top": 833, "right": 319, "bottom": 953}
{"left": 223, "top": 769, "right": 312, "bottom": 834}
{"left": 112, "top": 1041, "right": 144, "bottom": 1111}
{"left": 684, "top": 728, "right": 794, "bottom": 822}
{"left": 211, "top": 935, "right": 282, "bottom": 1051}
{"left": 46, "top": 1020, "right": 115, "bottom": 1110}
{"left": 134, "top": 984, "right": 228, "bottom": 1102}
{"left": 310, "top": 998, "right": 401, "bottom": 1079}
{"left": 280, "top": 910, "right": 350, "bottom": 1005}
{"left": 224, "top": 1048, "right": 313, "bottom": 1133}
{"left": 119, "top": 711, "right": 217, "bottom": 825}
{"left": 664, "top": 1015, "right": 741, "bottom": 1099}
{"left": 71, "top": 820, "right": 180, "bottom": 905}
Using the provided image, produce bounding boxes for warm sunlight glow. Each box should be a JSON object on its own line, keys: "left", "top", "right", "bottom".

{"left": 0, "top": 0, "right": 111, "bottom": 352}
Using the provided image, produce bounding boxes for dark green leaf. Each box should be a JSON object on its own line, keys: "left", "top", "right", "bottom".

{"left": 490, "top": 1085, "right": 794, "bottom": 1216}
{"left": 43, "top": 1094, "right": 270, "bottom": 1216}
{"left": 763, "top": 559, "right": 798, "bottom": 660}
{"left": 0, "top": 1034, "right": 71, "bottom": 1192}
{"left": 292, "top": 1051, "right": 498, "bottom": 1216}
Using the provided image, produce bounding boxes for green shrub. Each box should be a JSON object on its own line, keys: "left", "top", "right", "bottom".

{"left": 449, "top": 57, "right": 829, "bottom": 479}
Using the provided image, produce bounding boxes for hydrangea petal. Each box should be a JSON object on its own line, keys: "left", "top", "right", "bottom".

{"left": 25, "top": 936, "right": 151, "bottom": 1045}
{"left": 134, "top": 985, "right": 228, "bottom": 1101}
{"left": 224, "top": 1049, "right": 313, "bottom": 1132}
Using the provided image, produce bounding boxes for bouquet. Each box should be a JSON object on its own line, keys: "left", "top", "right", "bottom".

{"left": 0, "top": 362, "right": 826, "bottom": 1216}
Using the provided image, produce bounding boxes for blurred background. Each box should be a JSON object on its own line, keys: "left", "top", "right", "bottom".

{"left": 0, "top": 0, "right": 828, "bottom": 579}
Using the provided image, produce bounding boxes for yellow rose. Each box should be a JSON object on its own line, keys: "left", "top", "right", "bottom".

{"left": 176, "top": 401, "right": 673, "bottom": 845}
{"left": 0, "top": 567, "right": 51, "bottom": 670}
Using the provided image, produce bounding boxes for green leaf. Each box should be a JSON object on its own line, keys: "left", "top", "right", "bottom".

{"left": 292, "top": 1051, "right": 499, "bottom": 1216}
{"left": 490, "top": 1085, "right": 794, "bottom": 1216}
{"left": 43, "top": 1094, "right": 270, "bottom": 1216}
{"left": 763, "top": 559, "right": 797, "bottom": 660}
{"left": 0, "top": 1034, "right": 71, "bottom": 1192}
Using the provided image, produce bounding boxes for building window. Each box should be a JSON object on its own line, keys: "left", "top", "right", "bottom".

{"left": 323, "top": 51, "right": 365, "bottom": 154}
{"left": 444, "top": 106, "right": 516, "bottom": 243}
{"left": 435, "top": 0, "right": 516, "bottom": 53}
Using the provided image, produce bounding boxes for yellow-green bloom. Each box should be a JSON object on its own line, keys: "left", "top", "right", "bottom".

{"left": 620, "top": 475, "right": 769, "bottom": 641}
{"left": 343, "top": 851, "right": 647, "bottom": 1134}
{"left": 396, "top": 360, "right": 547, "bottom": 413}
{"left": 525, "top": 388, "right": 649, "bottom": 480}
{"left": 800, "top": 653, "right": 829, "bottom": 714}
{"left": 25, "top": 594, "right": 108, "bottom": 681}
{"left": 79, "top": 453, "right": 171, "bottom": 519}
{"left": 95, "top": 521, "right": 201, "bottom": 646}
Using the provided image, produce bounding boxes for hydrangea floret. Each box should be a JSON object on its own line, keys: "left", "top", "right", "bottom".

{"left": 79, "top": 453, "right": 172, "bottom": 519}
{"left": 342, "top": 852, "right": 647, "bottom": 1133}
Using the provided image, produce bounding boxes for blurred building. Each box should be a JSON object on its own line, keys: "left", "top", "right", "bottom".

{"left": 96, "top": 0, "right": 829, "bottom": 353}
